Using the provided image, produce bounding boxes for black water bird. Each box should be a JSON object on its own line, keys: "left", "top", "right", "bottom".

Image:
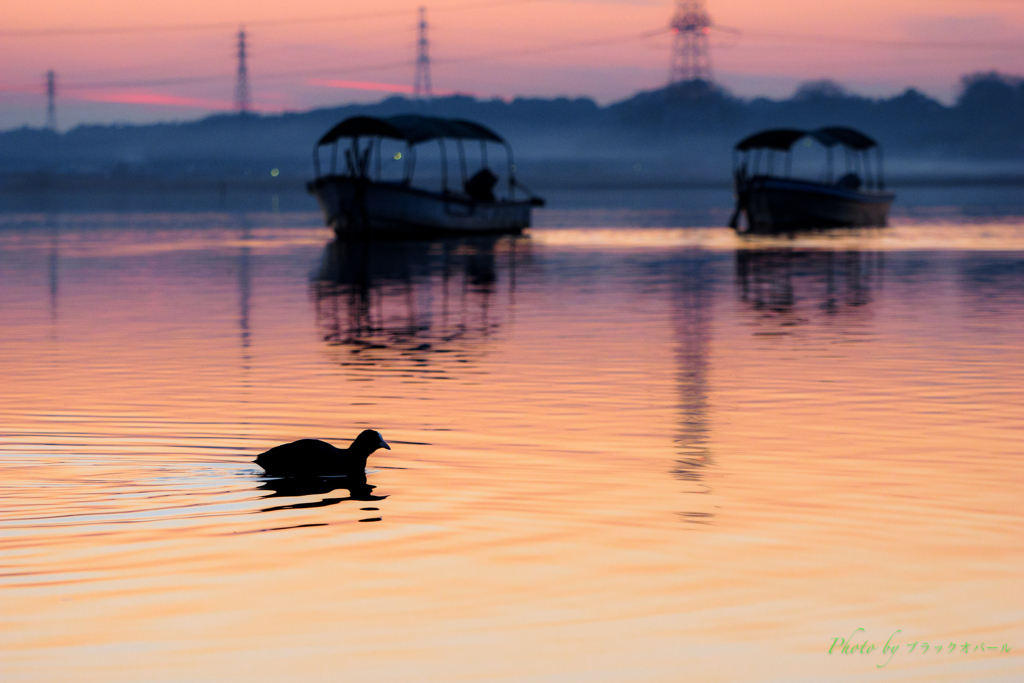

{"left": 255, "top": 430, "right": 390, "bottom": 477}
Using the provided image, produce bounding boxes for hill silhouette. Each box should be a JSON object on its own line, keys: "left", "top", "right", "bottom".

{"left": 1, "top": 71, "right": 1022, "bottom": 191}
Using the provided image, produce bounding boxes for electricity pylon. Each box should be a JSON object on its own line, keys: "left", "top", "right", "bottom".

{"left": 45, "top": 70, "right": 57, "bottom": 131}
{"left": 669, "top": 0, "right": 713, "bottom": 83}
{"left": 414, "top": 7, "right": 432, "bottom": 98}
{"left": 234, "top": 27, "right": 252, "bottom": 114}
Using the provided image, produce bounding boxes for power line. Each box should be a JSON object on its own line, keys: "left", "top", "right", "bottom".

{"left": 2, "top": 60, "right": 417, "bottom": 93}
{"left": 438, "top": 28, "right": 668, "bottom": 64}
{"left": 732, "top": 30, "right": 1024, "bottom": 51}
{"left": 36, "top": 25, "right": 1017, "bottom": 93}
{"left": 2, "top": 24, "right": 1019, "bottom": 97}
{"left": 5, "top": 30, "right": 667, "bottom": 93}
{"left": 0, "top": 0, "right": 541, "bottom": 38}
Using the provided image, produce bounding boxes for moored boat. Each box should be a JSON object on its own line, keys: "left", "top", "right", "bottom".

{"left": 307, "top": 115, "right": 544, "bottom": 237}
{"left": 729, "top": 127, "right": 895, "bottom": 233}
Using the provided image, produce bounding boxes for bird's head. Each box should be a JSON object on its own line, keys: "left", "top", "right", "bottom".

{"left": 351, "top": 429, "right": 391, "bottom": 457}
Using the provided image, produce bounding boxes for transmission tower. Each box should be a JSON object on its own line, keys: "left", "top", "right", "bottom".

{"left": 234, "top": 27, "right": 252, "bottom": 114}
{"left": 45, "top": 70, "right": 57, "bottom": 131}
{"left": 669, "top": 0, "right": 713, "bottom": 84}
{"left": 414, "top": 7, "right": 432, "bottom": 98}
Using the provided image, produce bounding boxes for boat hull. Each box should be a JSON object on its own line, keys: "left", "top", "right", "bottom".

{"left": 735, "top": 176, "right": 894, "bottom": 233}
{"left": 308, "top": 176, "right": 537, "bottom": 237}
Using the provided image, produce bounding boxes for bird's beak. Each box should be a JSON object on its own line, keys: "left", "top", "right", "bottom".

{"left": 380, "top": 439, "right": 391, "bottom": 451}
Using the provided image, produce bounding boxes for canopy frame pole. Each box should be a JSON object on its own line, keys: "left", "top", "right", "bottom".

{"left": 330, "top": 142, "right": 338, "bottom": 175}
{"left": 361, "top": 139, "right": 371, "bottom": 177}
{"left": 457, "top": 139, "right": 468, "bottom": 190}
{"left": 438, "top": 139, "right": 448, "bottom": 193}
{"left": 768, "top": 150, "right": 775, "bottom": 176}
{"left": 873, "top": 149, "right": 878, "bottom": 190}
{"left": 375, "top": 137, "right": 382, "bottom": 180}
{"left": 504, "top": 142, "right": 515, "bottom": 200}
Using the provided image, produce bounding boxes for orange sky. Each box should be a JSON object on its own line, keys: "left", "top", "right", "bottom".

{"left": 0, "top": 0, "right": 1022, "bottom": 129}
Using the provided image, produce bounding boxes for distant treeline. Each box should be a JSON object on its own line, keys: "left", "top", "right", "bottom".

{"left": 1, "top": 72, "right": 1022, "bottom": 188}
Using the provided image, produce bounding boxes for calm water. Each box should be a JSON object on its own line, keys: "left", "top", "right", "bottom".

{"left": 1, "top": 205, "right": 1022, "bottom": 682}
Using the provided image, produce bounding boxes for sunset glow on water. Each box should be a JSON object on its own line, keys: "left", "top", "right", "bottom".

{"left": 0, "top": 213, "right": 1022, "bottom": 681}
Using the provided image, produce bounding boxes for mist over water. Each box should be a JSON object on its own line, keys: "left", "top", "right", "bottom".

{"left": 3, "top": 183, "right": 1024, "bottom": 223}
{"left": 1, "top": 193, "right": 1022, "bottom": 681}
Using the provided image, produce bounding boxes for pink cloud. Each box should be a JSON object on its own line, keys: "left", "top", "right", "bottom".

{"left": 72, "top": 90, "right": 235, "bottom": 110}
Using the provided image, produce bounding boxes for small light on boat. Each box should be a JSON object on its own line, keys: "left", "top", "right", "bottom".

{"left": 393, "top": 152, "right": 402, "bottom": 160}
{"left": 270, "top": 168, "right": 280, "bottom": 177}
{"left": 803, "top": 139, "right": 812, "bottom": 147}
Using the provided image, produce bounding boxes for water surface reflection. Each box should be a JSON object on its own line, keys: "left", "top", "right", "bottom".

{"left": 258, "top": 473, "right": 386, "bottom": 511}
{"left": 736, "top": 248, "right": 881, "bottom": 327}
{"left": 312, "top": 236, "right": 529, "bottom": 371}
{"left": 1, "top": 217, "right": 1022, "bottom": 683}
{"left": 670, "top": 252, "right": 717, "bottom": 525}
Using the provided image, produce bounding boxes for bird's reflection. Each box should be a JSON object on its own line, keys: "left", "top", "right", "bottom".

{"left": 312, "top": 235, "right": 528, "bottom": 370}
{"left": 736, "top": 248, "right": 881, "bottom": 325}
{"left": 257, "top": 473, "right": 387, "bottom": 512}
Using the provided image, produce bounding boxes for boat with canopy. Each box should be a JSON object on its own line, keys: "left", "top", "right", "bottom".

{"left": 308, "top": 114, "right": 544, "bottom": 237}
{"left": 729, "top": 126, "right": 895, "bottom": 233}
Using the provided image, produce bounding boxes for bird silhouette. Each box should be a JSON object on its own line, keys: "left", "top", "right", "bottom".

{"left": 255, "top": 429, "right": 390, "bottom": 477}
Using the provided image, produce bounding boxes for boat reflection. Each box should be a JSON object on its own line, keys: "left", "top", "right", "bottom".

{"left": 312, "top": 235, "right": 529, "bottom": 371}
{"left": 736, "top": 248, "right": 881, "bottom": 326}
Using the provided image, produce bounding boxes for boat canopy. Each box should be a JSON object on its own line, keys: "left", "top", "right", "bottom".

{"left": 736, "top": 126, "right": 879, "bottom": 152}
{"left": 312, "top": 114, "right": 539, "bottom": 203}
{"left": 735, "top": 129, "right": 807, "bottom": 151}
{"left": 733, "top": 125, "right": 885, "bottom": 192}
{"left": 317, "top": 115, "right": 505, "bottom": 147}
{"left": 815, "top": 127, "right": 878, "bottom": 150}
